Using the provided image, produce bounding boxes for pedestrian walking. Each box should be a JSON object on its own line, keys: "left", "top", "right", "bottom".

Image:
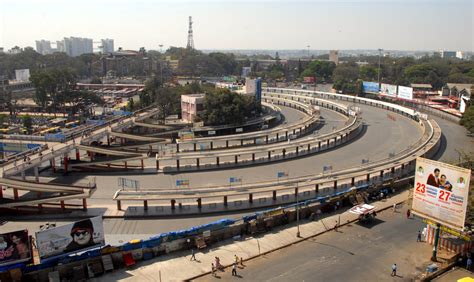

{"left": 190, "top": 249, "right": 196, "bottom": 261}
{"left": 334, "top": 220, "right": 338, "bottom": 232}
{"left": 392, "top": 204, "right": 396, "bottom": 212}
{"left": 417, "top": 231, "right": 422, "bottom": 242}
{"left": 211, "top": 263, "right": 216, "bottom": 277}
{"left": 406, "top": 209, "right": 411, "bottom": 219}
{"left": 232, "top": 263, "right": 237, "bottom": 276}
{"left": 467, "top": 258, "right": 472, "bottom": 270}
{"left": 234, "top": 254, "right": 239, "bottom": 265}
{"left": 391, "top": 263, "right": 397, "bottom": 276}
{"left": 240, "top": 256, "right": 244, "bottom": 267}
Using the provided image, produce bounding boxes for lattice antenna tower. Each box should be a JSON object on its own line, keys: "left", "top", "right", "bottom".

{"left": 187, "top": 16, "right": 194, "bottom": 49}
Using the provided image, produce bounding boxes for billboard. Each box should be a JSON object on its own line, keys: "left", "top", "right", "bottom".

{"left": 412, "top": 157, "right": 471, "bottom": 231}
{"left": 35, "top": 217, "right": 105, "bottom": 259}
{"left": 0, "top": 230, "right": 32, "bottom": 266}
{"left": 362, "top": 81, "right": 380, "bottom": 93}
{"left": 380, "top": 83, "right": 397, "bottom": 97}
{"left": 303, "top": 77, "right": 315, "bottom": 83}
{"left": 398, "top": 86, "right": 413, "bottom": 100}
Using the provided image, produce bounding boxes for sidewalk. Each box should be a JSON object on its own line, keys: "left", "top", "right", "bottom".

{"left": 93, "top": 190, "right": 411, "bottom": 282}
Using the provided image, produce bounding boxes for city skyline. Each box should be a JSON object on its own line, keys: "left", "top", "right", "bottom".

{"left": 1, "top": 0, "right": 473, "bottom": 52}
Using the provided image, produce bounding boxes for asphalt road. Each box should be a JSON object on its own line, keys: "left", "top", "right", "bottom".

{"left": 196, "top": 206, "right": 431, "bottom": 282}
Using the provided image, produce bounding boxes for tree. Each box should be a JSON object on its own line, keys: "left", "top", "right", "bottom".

{"left": 301, "top": 61, "right": 336, "bottom": 82}
{"left": 90, "top": 77, "right": 102, "bottom": 84}
{"left": 200, "top": 89, "right": 255, "bottom": 126}
{"left": 23, "top": 115, "right": 32, "bottom": 134}
{"left": 460, "top": 105, "right": 474, "bottom": 134}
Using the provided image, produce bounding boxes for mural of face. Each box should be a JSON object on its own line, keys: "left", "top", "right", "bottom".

{"left": 0, "top": 236, "right": 7, "bottom": 250}
{"left": 72, "top": 229, "right": 92, "bottom": 246}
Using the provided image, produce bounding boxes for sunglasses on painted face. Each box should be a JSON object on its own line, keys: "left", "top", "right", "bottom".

{"left": 74, "top": 230, "right": 90, "bottom": 236}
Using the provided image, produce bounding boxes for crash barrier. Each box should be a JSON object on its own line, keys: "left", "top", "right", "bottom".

{"left": 0, "top": 143, "right": 46, "bottom": 165}
{"left": 0, "top": 176, "right": 410, "bottom": 281}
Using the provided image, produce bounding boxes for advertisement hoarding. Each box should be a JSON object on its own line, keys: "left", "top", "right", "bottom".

{"left": 0, "top": 230, "right": 32, "bottom": 266}
{"left": 362, "top": 81, "right": 380, "bottom": 93}
{"left": 380, "top": 83, "right": 397, "bottom": 97}
{"left": 412, "top": 157, "right": 471, "bottom": 231}
{"left": 398, "top": 86, "right": 413, "bottom": 100}
{"left": 303, "top": 77, "right": 315, "bottom": 83}
{"left": 35, "top": 216, "right": 105, "bottom": 259}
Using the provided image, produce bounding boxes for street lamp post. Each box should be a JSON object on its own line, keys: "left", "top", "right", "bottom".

{"left": 296, "top": 182, "right": 301, "bottom": 237}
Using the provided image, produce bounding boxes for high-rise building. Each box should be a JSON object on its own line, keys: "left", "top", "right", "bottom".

{"left": 242, "top": 67, "right": 252, "bottom": 77}
{"left": 101, "top": 39, "right": 114, "bottom": 53}
{"left": 62, "top": 37, "right": 93, "bottom": 57}
{"left": 56, "top": 40, "right": 65, "bottom": 53}
{"left": 245, "top": 78, "right": 262, "bottom": 107}
{"left": 15, "top": 69, "right": 30, "bottom": 82}
{"left": 35, "top": 40, "right": 52, "bottom": 55}
{"left": 329, "top": 50, "right": 339, "bottom": 65}
{"left": 439, "top": 50, "right": 457, "bottom": 59}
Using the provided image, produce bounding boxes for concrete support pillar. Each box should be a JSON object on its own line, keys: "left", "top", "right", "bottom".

{"left": 318, "top": 141, "right": 321, "bottom": 150}
{"left": 171, "top": 199, "right": 176, "bottom": 210}
{"left": 315, "top": 184, "right": 319, "bottom": 193}
{"left": 144, "top": 200, "right": 148, "bottom": 211}
{"left": 276, "top": 133, "right": 279, "bottom": 140}
{"left": 241, "top": 139, "right": 244, "bottom": 146}
{"left": 224, "top": 196, "right": 228, "bottom": 206}
{"left": 210, "top": 142, "right": 214, "bottom": 150}
{"left": 366, "top": 174, "right": 370, "bottom": 182}
{"left": 268, "top": 151, "right": 271, "bottom": 159}
{"left": 351, "top": 177, "right": 355, "bottom": 186}
{"left": 193, "top": 143, "right": 197, "bottom": 151}
{"left": 196, "top": 158, "right": 200, "bottom": 168}
{"left": 63, "top": 155, "right": 68, "bottom": 173}
{"left": 334, "top": 180, "right": 337, "bottom": 190}
{"left": 391, "top": 167, "right": 395, "bottom": 174}
{"left": 124, "top": 161, "right": 128, "bottom": 169}
{"left": 296, "top": 146, "right": 299, "bottom": 155}
{"left": 254, "top": 138, "right": 257, "bottom": 145}
{"left": 285, "top": 131, "right": 288, "bottom": 139}
{"left": 249, "top": 193, "right": 253, "bottom": 203}
{"left": 156, "top": 159, "right": 159, "bottom": 170}
{"left": 38, "top": 203, "right": 43, "bottom": 211}
{"left": 141, "top": 159, "right": 144, "bottom": 170}
{"left": 13, "top": 188, "right": 19, "bottom": 200}
{"left": 401, "top": 163, "right": 405, "bottom": 170}
{"left": 176, "top": 143, "right": 180, "bottom": 153}
{"left": 380, "top": 170, "right": 384, "bottom": 178}
{"left": 21, "top": 170, "right": 26, "bottom": 180}
{"left": 266, "top": 135, "right": 269, "bottom": 144}
{"left": 293, "top": 129, "right": 296, "bottom": 135}
{"left": 61, "top": 200, "right": 66, "bottom": 210}
{"left": 295, "top": 187, "right": 298, "bottom": 197}
{"left": 282, "top": 149, "right": 286, "bottom": 157}
{"left": 273, "top": 190, "right": 277, "bottom": 200}
{"left": 176, "top": 159, "right": 180, "bottom": 170}
{"left": 116, "top": 200, "right": 121, "bottom": 211}
{"left": 226, "top": 140, "right": 229, "bottom": 148}
{"left": 252, "top": 153, "right": 255, "bottom": 162}
{"left": 307, "top": 144, "right": 310, "bottom": 152}
{"left": 197, "top": 198, "right": 202, "bottom": 209}
{"left": 107, "top": 134, "right": 110, "bottom": 146}
{"left": 34, "top": 167, "right": 39, "bottom": 182}
{"left": 82, "top": 198, "right": 87, "bottom": 211}
{"left": 216, "top": 157, "right": 220, "bottom": 166}
{"left": 327, "top": 139, "right": 330, "bottom": 147}
{"left": 0, "top": 186, "right": 3, "bottom": 199}
{"left": 235, "top": 155, "right": 238, "bottom": 164}
{"left": 76, "top": 149, "right": 80, "bottom": 160}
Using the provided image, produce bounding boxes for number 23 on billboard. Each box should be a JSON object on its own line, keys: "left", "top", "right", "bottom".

{"left": 415, "top": 182, "right": 426, "bottom": 193}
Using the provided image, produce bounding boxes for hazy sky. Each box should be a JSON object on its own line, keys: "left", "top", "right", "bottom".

{"left": 1, "top": 0, "right": 473, "bottom": 51}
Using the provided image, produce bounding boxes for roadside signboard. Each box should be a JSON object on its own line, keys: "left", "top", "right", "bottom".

{"left": 229, "top": 177, "right": 242, "bottom": 183}
{"left": 362, "top": 81, "right": 380, "bottom": 93}
{"left": 208, "top": 130, "right": 216, "bottom": 135}
{"left": 397, "top": 86, "right": 413, "bottom": 100}
{"left": 0, "top": 229, "right": 32, "bottom": 266}
{"left": 176, "top": 179, "right": 190, "bottom": 187}
{"left": 277, "top": 172, "right": 288, "bottom": 178}
{"left": 35, "top": 217, "right": 105, "bottom": 260}
{"left": 412, "top": 157, "right": 471, "bottom": 231}
{"left": 235, "top": 128, "right": 243, "bottom": 133}
{"left": 118, "top": 177, "right": 140, "bottom": 191}
{"left": 380, "top": 83, "right": 397, "bottom": 97}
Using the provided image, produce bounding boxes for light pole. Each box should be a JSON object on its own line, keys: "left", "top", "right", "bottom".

{"left": 296, "top": 182, "right": 301, "bottom": 237}
{"left": 377, "top": 48, "right": 383, "bottom": 86}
